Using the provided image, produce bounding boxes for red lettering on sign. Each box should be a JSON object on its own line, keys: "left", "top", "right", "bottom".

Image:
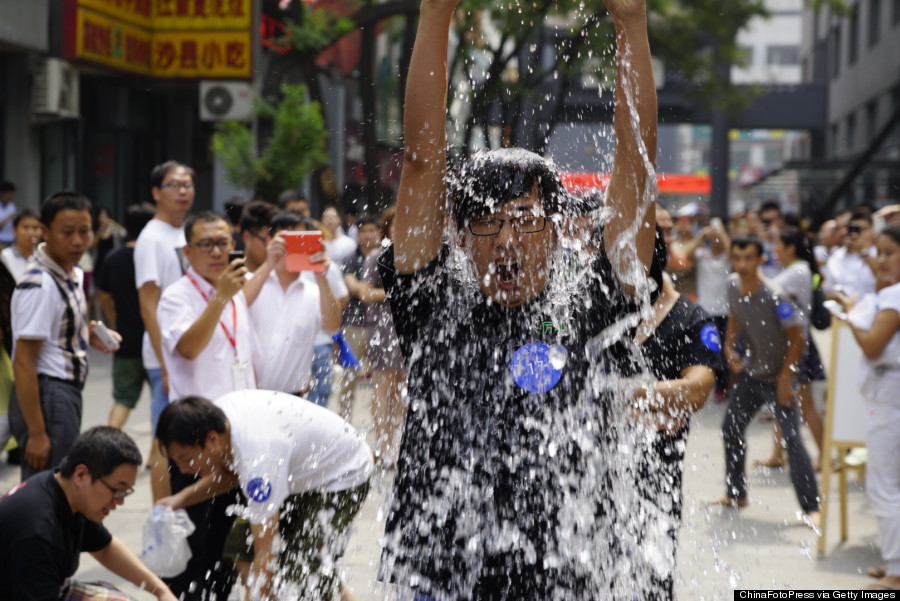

{"left": 83, "top": 19, "right": 112, "bottom": 57}
{"left": 200, "top": 40, "right": 223, "bottom": 68}
{"left": 208, "top": 0, "right": 226, "bottom": 17}
{"left": 126, "top": 35, "right": 151, "bottom": 66}
{"left": 228, "top": 0, "right": 245, "bottom": 16}
{"left": 175, "top": 0, "right": 190, "bottom": 16}
{"left": 156, "top": 0, "right": 174, "bottom": 16}
{"left": 225, "top": 41, "right": 246, "bottom": 68}
{"left": 180, "top": 40, "right": 198, "bottom": 69}
{"left": 154, "top": 40, "right": 177, "bottom": 69}
{"left": 193, "top": 0, "right": 207, "bottom": 16}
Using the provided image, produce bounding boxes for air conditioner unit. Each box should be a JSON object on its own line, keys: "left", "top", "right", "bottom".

{"left": 199, "top": 81, "right": 254, "bottom": 121}
{"left": 32, "top": 58, "right": 80, "bottom": 119}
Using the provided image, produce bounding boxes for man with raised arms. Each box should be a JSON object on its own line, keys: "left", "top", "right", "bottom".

{"left": 378, "top": 0, "right": 660, "bottom": 598}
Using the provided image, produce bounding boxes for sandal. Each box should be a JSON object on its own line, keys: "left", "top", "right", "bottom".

{"left": 868, "top": 566, "right": 887, "bottom": 579}
{"left": 754, "top": 457, "right": 786, "bottom": 469}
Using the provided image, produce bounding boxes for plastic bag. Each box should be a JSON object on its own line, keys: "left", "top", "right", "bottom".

{"left": 332, "top": 331, "right": 360, "bottom": 369}
{"left": 140, "top": 505, "right": 195, "bottom": 577}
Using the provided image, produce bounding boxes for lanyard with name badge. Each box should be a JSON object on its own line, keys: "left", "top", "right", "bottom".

{"left": 185, "top": 272, "right": 248, "bottom": 390}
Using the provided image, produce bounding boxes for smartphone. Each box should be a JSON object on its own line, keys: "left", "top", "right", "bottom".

{"left": 93, "top": 321, "right": 120, "bottom": 352}
{"left": 228, "top": 250, "right": 244, "bottom": 263}
{"left": 282, "top": 231, "right": 326, "bottom": 273}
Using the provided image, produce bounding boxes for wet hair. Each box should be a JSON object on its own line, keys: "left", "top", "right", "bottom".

{"left": 779, "top": 226, "right": 820, "bottom": 277}
{"left": 278, "top": 189, "right": 308, "bottom": 210}
{"left": 12, "top": 209, "right": 39, "bottom": 228}
{"left": 0, "top": 181, "right": 15, "bottom": 193}
{"left": 58, "top": 426, "right": 142, "bottom": 479}
{"left": 156, "top": 396, "right": 228, "bottom": 448}
{"left": 40, "top": 191, "right": 92, "bottom": 227}
{"left": 124, "top": 203, "right": 156, "bottom": 240}
{"left": 183, "top": 210, "right": 228, "bottom": 241}
{"left": 879, "top": 224, "right": 900, "bottom": 246}
{"left": 730, "top": 236, "right": 764, "bottom": 257}
{"left": 270, "top": 210, "right": 311, "bottom": 233}
{"left": 448, "top": 149, "right": 572, "bottom": 228}
{"left": 150, "top": 160, "right": 195, "bottom": 189}
{"left": 654, "top": 225, "right": 668, "bottom": 272}
{"left": 239, "top": 200, "right": 278, "bottom": 235}
{"left": 224, "top": 196, "right": 246, "bottom": 226}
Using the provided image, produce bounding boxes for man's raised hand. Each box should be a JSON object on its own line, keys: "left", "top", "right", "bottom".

{"left": 602, "top": 0, "right": 645, "bottom": 21}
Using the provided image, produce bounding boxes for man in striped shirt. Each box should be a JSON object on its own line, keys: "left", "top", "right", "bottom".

{"left": 8, "top": 191, "right": 120, "bottom": 480}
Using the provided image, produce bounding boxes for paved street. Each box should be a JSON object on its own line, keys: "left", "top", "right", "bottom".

{"left": 0, "top": 329, "right": 881, "bottom": 599}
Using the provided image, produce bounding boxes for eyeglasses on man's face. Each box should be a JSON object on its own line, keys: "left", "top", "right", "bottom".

{"left": 468, "top": 215, "right": 548, "bottom": 236}
{"left": 189, "top": 238, "right": 233, "bottom": 253}
{"left": 96, "top": 476, "right": 135, "bottom": 500}
{"left": 160, "top": 181, "right": 194, "bottom": 190}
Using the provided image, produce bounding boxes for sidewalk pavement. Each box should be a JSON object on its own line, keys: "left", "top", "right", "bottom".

{"left": 0, "top": 328, "right": 881, "bottom": 599}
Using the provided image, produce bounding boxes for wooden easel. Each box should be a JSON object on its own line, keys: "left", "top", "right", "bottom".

{"left": 817, "top": 320, "right": 868, "bottom": 554}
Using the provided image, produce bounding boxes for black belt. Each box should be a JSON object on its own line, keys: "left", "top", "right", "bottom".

{"left": 38, "top": 374, "right": 85, "bottom": 392}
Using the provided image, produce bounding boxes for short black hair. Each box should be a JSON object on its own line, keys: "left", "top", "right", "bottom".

{"left": 58, "top": 426, "right": 142, "bottom": 479}
{"left": 731, "top": 236, "right": 764, "bottom": 257}
{"left": 183, "top": 210, "right": 229, "bottom": 241}
{"left": 239, "top": 200, "right": 278, "bottom": 235}
{"left": 156, "top": 396, "right": 228, "bottom": 448}
{"left": 224, "top": 196, "right": 246, "bottom": 226}
{"left": 150, "top": 160, "right": 195, "bottom": 189}
{"left": 356, "top": 214, "right": 382, "bottom": 229}
{"left": 12, "top": 208, "right": 39, "bottom": 228}
{"left": 40, "top": 191, "right": 92, "bottom": 227}
{"left": 849, "top": 211, "right": 873, "bottom": 224}
{"left": 0, "top": 181, "right": 15, "bottom": 193}
{"left": 278, "top": 189, "right": 308, "bottom": 210}
{"left": 124, "top": 203, "right": 156, "bottom": 240}
{"left": 270, "top": 210, "right": 312, "bottom": 233}
{"left": 758, "top": 200, "right": 782, "bottom": 216}
{"left": 448, "top": 149, "right": 575, "bottom": 228}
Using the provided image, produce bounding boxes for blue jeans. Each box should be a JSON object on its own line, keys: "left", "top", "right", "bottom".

{"left": 307, "top": 343, "right": 333, "bottom": 407}
{"left": 147, "top": 368, "right": 170, "bottom": 436}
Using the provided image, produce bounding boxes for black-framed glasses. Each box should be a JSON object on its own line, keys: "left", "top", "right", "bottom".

{"left": 96, "top": 476, "right": 134, "bottom": 500}
{"left": 249, "top": 229, "right": 270, "bottom": 243}
{"left": 847, "top": 223, "right": 868, "bottom": 235}
{"left": 189, "top": 238, "right": 233, "bottom": 253}
{"left": 468, "top": 216, "right": 548, "bottom": 236}
{"left": 160, "top": 181, "right": 194, "bottom": 190}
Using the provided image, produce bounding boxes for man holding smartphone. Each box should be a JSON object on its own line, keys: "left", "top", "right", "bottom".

{"left": 156, "top": 210, "right": 257, "bottom": 601}
{"left": 240, "top": 211, "right": 342, "bottom": 397}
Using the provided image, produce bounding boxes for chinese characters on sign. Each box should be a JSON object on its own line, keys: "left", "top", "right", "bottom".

{"left": 65, "top": 0, "right": 253, "bottom": 78}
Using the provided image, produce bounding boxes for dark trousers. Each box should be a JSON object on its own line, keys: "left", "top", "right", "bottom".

{"left": 163, "top": 463, "right": 240, "bottom": 601}
{"left": 8, "top": 375, "right": 82, "bottom": 481}
{"left": 722, "top": 373, "right": 820, "bottom": 513}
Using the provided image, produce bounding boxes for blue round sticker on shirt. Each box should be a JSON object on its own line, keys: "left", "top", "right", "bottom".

{"left": 700, "top": 323, "right": 722, "bottom": 353}
{"left": 246, "top": 477, "right": 272, "bottom": 503}
{"left": 509, "top": 342, "right": 567, "bottom": 393}
{"left": 776, "top": 301, "right": 794, "bottom": 319}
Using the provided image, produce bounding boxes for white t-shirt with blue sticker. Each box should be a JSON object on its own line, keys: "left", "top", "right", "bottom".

{"left": 215, "top": 389, "right": 374, "bottom": 524}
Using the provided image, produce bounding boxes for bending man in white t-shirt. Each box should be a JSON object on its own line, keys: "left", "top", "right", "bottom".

{"left": 156, "top": 391, "right": 374, "bottom": 601}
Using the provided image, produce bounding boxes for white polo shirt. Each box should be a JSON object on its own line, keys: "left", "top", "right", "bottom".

{"left": 215, "top": 389, "right": 373, "bottom": 524}
{"left": 302, "top": 263, "right": 348, "bottom": 347}
{"left": 1, "top": 246, "right": 30, "bottom": 283}
{"left": 158, "top": 267, "right": 258, "bottom": 402}
{"left": 250, "top": 271, "right": 322, "bottom": 393}
{"left": 824, "top": 245, "right": 876, "bottom": 298}
{"left": 134, "top": 219, "right": 187, "bottom": 369}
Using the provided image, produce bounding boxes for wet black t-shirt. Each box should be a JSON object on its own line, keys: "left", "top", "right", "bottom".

{"left": 0, "top": 471, "right": 112, "bottom": 601}
{"left": 378, "top": 243, "right": 661, "bottom": 600}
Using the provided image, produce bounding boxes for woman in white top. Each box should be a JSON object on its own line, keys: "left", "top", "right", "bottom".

{"left": 758, "top": 226, "right": 825, "bottom": 469}
{"left": 840, "top": 224, "right": 900, "bottom": 592}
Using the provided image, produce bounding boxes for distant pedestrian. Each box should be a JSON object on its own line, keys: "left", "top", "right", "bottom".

{"left": 134, "top": 160, "right": 194, "bottom": 502}
{"left": 0, "top": 209, "right": 41, "bottom": 282}
{"left": 96, "top": 203, "right": 156, "bottom": 429}
{"left": 0, "top": 181, "right": 17, "bottom": 249}
{"left": 711, "top": 237, "right": 820, "bottom": 529}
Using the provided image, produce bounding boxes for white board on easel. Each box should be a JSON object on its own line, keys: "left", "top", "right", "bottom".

{"left": 829, "top": 323, "right": 867, "bottom": 444}
{"left": 817, "top": 320, "right": 868, "bottom": 554}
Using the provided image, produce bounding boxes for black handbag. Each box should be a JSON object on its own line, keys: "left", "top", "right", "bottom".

{"left": 810, "top": 280, "right": 831, "bottom": 330}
